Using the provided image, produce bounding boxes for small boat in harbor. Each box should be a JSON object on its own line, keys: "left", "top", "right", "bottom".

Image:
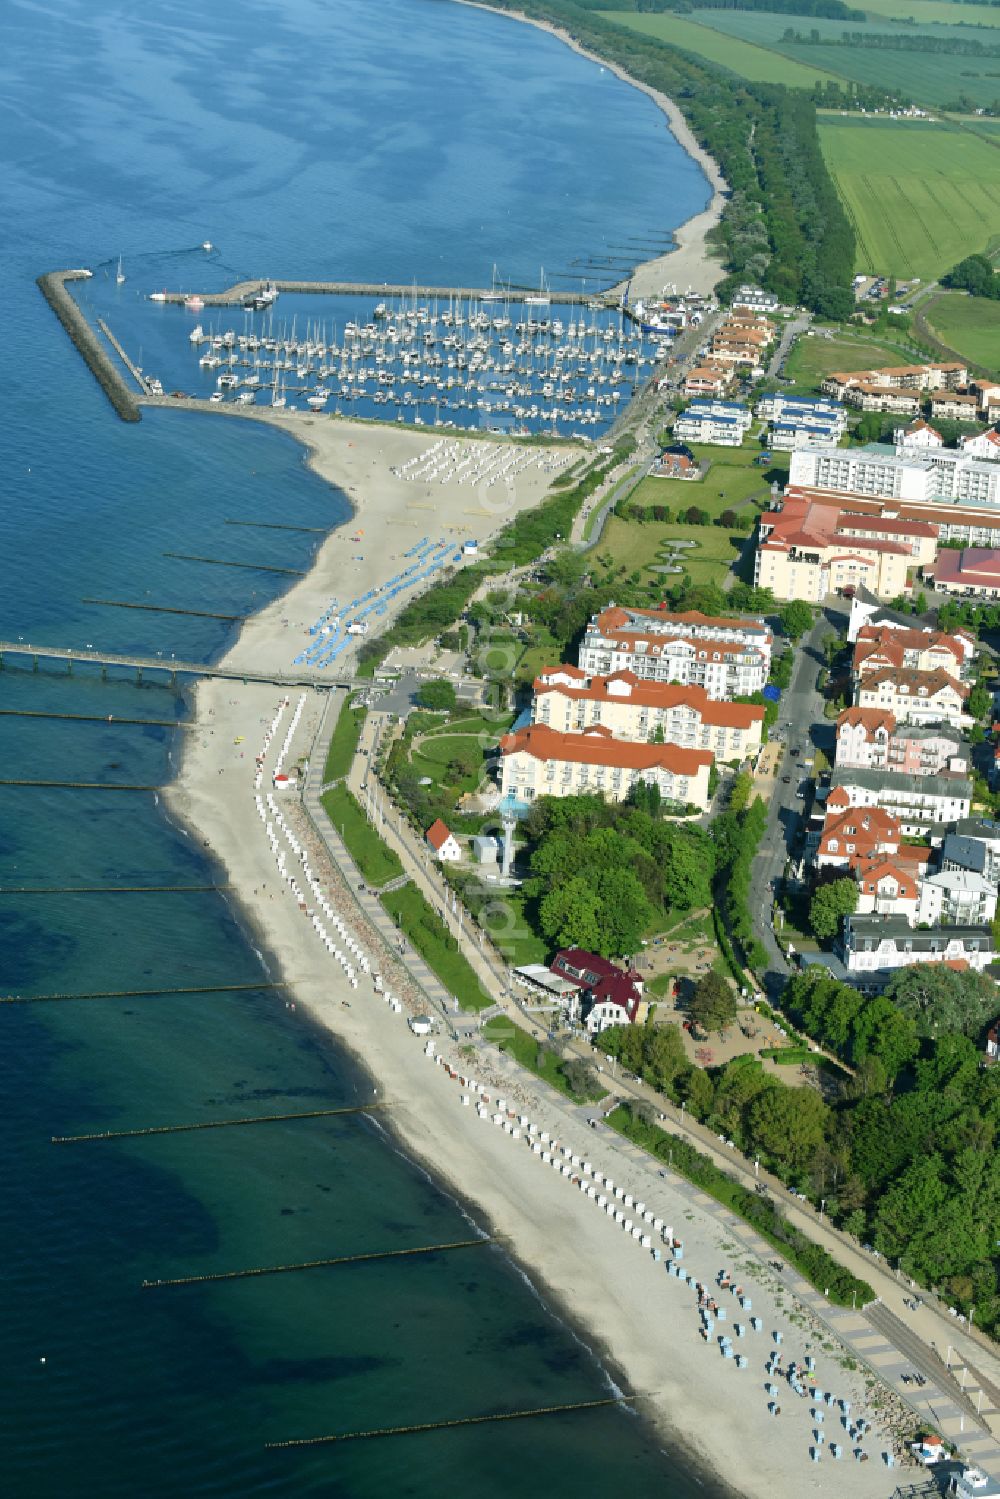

{"left": 185, "top": 294, "right": 204, "bottom": 312}
{"left": 149, "top": 290, "right": 167, "bottom": 302}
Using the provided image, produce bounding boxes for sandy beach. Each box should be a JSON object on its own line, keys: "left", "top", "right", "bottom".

{"left": 455, "top": 0, "right": 728, "bottom": 299}
{"left": 165, "top": 410, "right": 901, "bottom": 1498}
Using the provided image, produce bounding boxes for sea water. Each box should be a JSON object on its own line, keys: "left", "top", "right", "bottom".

{"left": 1, "top": 0, "right": 718, "bottom": 1492}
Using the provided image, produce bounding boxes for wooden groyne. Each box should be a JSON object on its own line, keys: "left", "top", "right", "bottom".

{"left": 1, "top": 981, "right": 289, "bottom": 1006}
{"left": 265, "top": 1395, "right": 635, "bottom": 1449}
{"left": 157, "top": 277, "right": 607, "bottom": 308}
{"left": 142, "top": 1236, "right": 490, "bottom": 1289}
{"left": 53, "top": 1101, "right": 384, "bottom": 1144}
{"left": 37, "top": 270, "right": 141, "bottom": 422}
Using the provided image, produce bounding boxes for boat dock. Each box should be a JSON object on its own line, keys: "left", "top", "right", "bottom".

{"left": 0, "top": 639, "right": 351, "bottom": 690}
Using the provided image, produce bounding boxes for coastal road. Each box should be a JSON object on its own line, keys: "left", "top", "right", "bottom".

{"left": 767, "top": 312, "right": 811, "bottom": 380}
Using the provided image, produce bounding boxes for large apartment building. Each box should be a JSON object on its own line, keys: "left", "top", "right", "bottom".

{"left": 531, "top": 667, "right": 765, "bottom": 760}
{"left": 826, "top": 770, "right": 972, "bottom": 834}
{"left": 498, "top": 723, "right": 714, "bottom": 811}
{"left": 754, "top": 491, "right": 936, "bottom": 602}
{"left": 852, "top": 625, "right": 972, "bottom": 684}
{"left": 789, "top": 445, "right": 1000, "bottom": 509}
{"left": 577, "top": 606, "right": 772, "bottom": 700}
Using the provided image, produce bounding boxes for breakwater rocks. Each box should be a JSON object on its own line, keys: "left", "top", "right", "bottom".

{"left": 37, "top": 269, "right": 141, "bottom": 422}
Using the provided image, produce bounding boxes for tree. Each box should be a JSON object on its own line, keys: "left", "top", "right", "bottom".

{"left": 808, "top": 877, "right": 858, "bottom": 940}
{"left": 746, "top": 1085, "right": 830, "bottom": 1171}
{"left": 418, "top": 679, "right": 456, "bottom": 711}
{"left": 643, "top": 1024, "right": 688, "bottom": 1095}
{"left": 780, "top": 599, "right": 813, "bottom": 642}
{"left": 592, "top": 867, "right": 654, "bottom": 957}
{"left": 562, "top": 1057, "right": 599, "bottom": 1100}
{"left": 689, "top": 971, "right": 738, "bottom": 1034}
{"left": 538, "top": 876, "right": 601, "bottom": 952}
{"left": 967, "top": 683, "right": 990, "bottom": 721}
{"left": 884, "top": 963, "right": 1000, "bottom": 1040}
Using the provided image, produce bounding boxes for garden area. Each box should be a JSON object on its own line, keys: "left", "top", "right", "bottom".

{"left": 384, "top": 696, "right": 516, "bottom": 834}
{"left": 597, "top": 514, "right": 744, "bottom": 592}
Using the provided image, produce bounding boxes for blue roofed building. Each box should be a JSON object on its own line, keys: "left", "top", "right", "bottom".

{"left": 756, "top": 393, "right": 846, "bottom": 452}
{"left": 673, "top": 399, "right": 752, "bottom": 448}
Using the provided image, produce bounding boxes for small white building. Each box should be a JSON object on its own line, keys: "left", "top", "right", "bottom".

{"left": 425, "top": 818, "right": 461, "bottom": 861}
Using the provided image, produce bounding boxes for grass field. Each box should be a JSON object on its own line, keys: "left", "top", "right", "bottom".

{"left": 599, "top": 515, "right": 742, "bottom": 588}
{"left": 923, "top": 291, "right": 1000, "bottom": 375}
{"left": 819, "top": 117, "right": 1000, "bottom": 279}
{"left": 629, "top": 444, "right": 787, "bottom": 520}
{"left": 862, "top": 0, "right": 1000, "bottom": 24}
{"left": 601, "top": 11, "right": 833, "bottom": 86}
{"left": 320, "top": 784, "right": 404, "bottom": 887}
{"left": 783, "top": 330, "right": 914, "bottom": 387}
{"left": 381, "top": 884, "right": 492, "bottom": 1011}
{"left": 322, "top": 698, "right": 364, "bottom": 782}
{"left": 680, "top": 8, "right": 1000, "bottom": 107}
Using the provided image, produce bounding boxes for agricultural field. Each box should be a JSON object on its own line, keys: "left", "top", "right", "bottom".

{"left": 861, "top": 0, "right": 1000, "bottom": 25}
{"left": 675, "top": 8, "right": 1000, "bottom": 107}
{"left": 922, "top": 291, "right": 1000, "bottom": 375}
{"left": 600, "top": 12, "right": 832, "bottom": 87}
{"left": 818, "top": 117, "right": 1000, "bottom": 279}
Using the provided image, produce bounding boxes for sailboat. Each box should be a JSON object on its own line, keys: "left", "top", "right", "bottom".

{"left": 115, "top": 256, "right": 126, "bottom": 285}
{"left": 524, "top": 268, "right": 550, "bottom": 308}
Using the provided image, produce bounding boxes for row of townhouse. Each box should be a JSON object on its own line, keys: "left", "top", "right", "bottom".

{"left": 576, "top": 605, "right": 772, "bottom": 699}
{"left": 834, "top": 707, "right": 969, "bottom": 777}
{"left": 821, "top": 362, "right": 968, "bottom": 398}
{"left": 530, "top": 667, "right": 765, "bottom": 761}
{"left": 682, "top": 306, "right": 777, "bottom": 397}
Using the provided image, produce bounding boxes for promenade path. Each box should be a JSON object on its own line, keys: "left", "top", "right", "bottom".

{"left": 302, "top": 694, "right": 1000, "bottom": 1473}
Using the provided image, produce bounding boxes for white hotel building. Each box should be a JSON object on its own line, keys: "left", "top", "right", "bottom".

{"left": 577, "top": 606, "right": 772, "bottom": 701}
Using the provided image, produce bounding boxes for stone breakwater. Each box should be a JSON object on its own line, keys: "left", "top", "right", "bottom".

{"left": 37, "top": 269, "right": 141, "bottom": 422}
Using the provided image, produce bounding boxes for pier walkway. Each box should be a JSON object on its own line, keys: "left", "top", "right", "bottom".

{"left": 0, "top": 640, "right": 351, "bottom": 691}
{"left": 157, "top": 277, "right": 609, "bottom": 308}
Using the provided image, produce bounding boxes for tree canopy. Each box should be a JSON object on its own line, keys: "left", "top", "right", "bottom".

{"left": 883, "top": 963, "right": 1000, "bottom": 1040}
{"left": 689, "top": 970, "right": 738, "bottom": 1034}
{"left": 809, "top": 877, "right": 858, "bottom": 940}
{"left": 417, "top": 679, "right": 457, "bottom": 711}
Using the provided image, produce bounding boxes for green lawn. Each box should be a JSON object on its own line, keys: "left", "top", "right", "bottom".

{"left": 782, "top": 330, "right": 916, "bottom": 388}
{"left": 320, "top": 784, "right": 404, "bottom": 887}
{"left": 676, "top": 7, "right": 1000, "bottom": 108}
{"left": 483, "top": 1017, "right": 606, "bottom": 1103}
{"left": 322, "top": 697, "right": 365, "bottom": 782}
{"left": 382, "top": 884, "right": 493, "bottom": 1011}
{"left": 923, "top": 291, "right": 1000, "bottom": 376}
{"left": 473, "top": 888, "right": 548, "bottom": 968}
{"left": 601, "top": 11, "right": 833, "bottom": 86}
{"left": 630, "top": 449, "right": 776, "bottom": 520}
{"left": 599, "top": 515, "right": 742, "bottom": 589}
{"left": 819, "top": 117, "right": 1000, "bottom": 279}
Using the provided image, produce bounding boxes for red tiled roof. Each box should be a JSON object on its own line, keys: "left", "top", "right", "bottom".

{"left": 858, "top": 667, "right": 968, "bottom": 700}
{"left": 499, "top": 723, "right": 713, "bottom": 774}
{"left": 533, "top": 668, "right": 766, "bottom": 729}
{"left": 425, "top": 818, "right": 453, "bottom": 851}
{"left": 837, "top": 706, "right": 897, "bottom": 736}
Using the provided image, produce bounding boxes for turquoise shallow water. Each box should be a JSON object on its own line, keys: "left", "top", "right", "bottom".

{"left": 0, "top": 1, "right": 717, "bottom": 1492}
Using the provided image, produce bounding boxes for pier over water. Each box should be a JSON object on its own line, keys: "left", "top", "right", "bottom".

{"left": 0, "top": 640, "right": 351, "bottom": 691}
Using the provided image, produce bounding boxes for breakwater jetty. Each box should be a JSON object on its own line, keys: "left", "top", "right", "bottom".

{"left": 36, "top": 269, "right": 142, "bottom": 421}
